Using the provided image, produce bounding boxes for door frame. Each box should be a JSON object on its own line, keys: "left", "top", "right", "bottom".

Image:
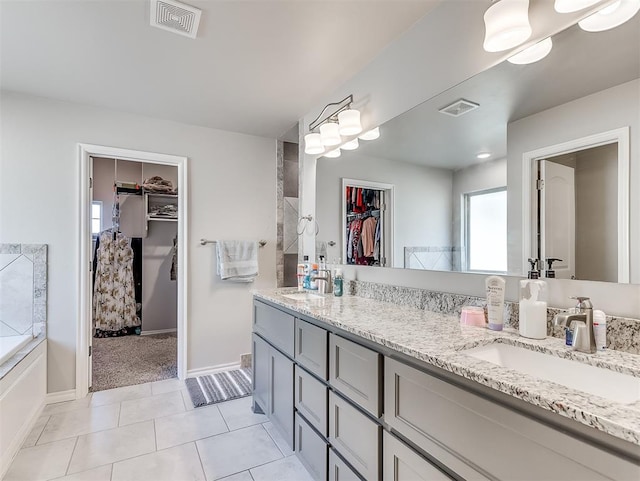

{"left": 77, "top": 143, "right": 189, "bottom": 399}
{"left": 521, "top": 127, "right": 629, "bottom": 282}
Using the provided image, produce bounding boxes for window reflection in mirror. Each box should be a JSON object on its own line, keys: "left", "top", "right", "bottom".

{"left": 465, "top": 187, "right": 507, "bottom": 273}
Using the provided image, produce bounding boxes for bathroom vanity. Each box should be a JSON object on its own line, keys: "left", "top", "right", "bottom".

{"left": 252, "top": 289, "right": 640, "bottom": 481}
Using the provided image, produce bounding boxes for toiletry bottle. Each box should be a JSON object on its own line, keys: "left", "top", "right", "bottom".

{"left": 485, "top": 276, "right": 506, "bottom": 331}
{"left": 545, "top": 258, "right": 562, "bottom": 279}
{"left": 302, "top": 255, "right": 311, "bottom": 289}
{"left": 519, "top": 279, "right": 547, "bottom": 339}
{"left": 296, "top": 263, "right": 305, "bottom": 291}
{"left": 310, "top": 264, "right": 319, "bottom": 290}
{"left": 333, "top": 268, "right": 343, "bottom": 297}
{"left": 318, "top": 255, "right": 326, "bottom": 272}
{"left": 527, "top": 258, "right": 540, "bottom": 279}
{"left": 593, "top": 309, "right": 607, "bottom": 350}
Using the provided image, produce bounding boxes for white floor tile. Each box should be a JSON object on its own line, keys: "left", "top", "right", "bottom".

{"left": 217, "top": 472, "right": 253, "bottom": 481}
{"left": 48, "top": 464, "right": 113, "bottom": 481}
{"left": 197, "top": 424, "right": 282, "bottom": 480}
{"left": 181, "top": 389, "right": 195, "bottom": 411}
{"left": 3, "top": 438, "right": 76, "bottom": 481}
{"left": 217, "top": 396, "right": 267, "bottom": 431}
{"left": 67, "top": 421, "right": 156, "bottom": 474}
{"left": 262, "top": 422, "right": 294, "bottom": 457}
{"left": 250, "top": 456, "right": 314, "bottom": 481}
{"left": 38, "top": 404, "right": 120, "bottom": 444}
{"left": 118, "top": 390, "right": 185, "bottom": 426}
{"left": 155, "top": 404, "right": 228, "bottom": 450}
{"left": 150, "top": 377, "right": 185, "bottom": 395}
{"left": 90, "top": 383, "right": 152, "bottom": 407}
{"left": 22, "top": 414, "right": 50, "bottom": 448}
{"left": 112, "top": 443, "right": 205, "bottom": 481}
{"left": 43, "top": 396, "right": 92, "bottom": 416}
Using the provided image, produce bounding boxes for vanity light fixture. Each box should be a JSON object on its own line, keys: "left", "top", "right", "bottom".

{"left": 359, "top": 127, "right": 380, "bottom": 140}
{"left": 554, "top": 0, "right": 601, "bottom": 13}
{"left": 507, "top": 37, "right": 553, "bottom": 64}
{"left": 477, "top": 152, "right": 492, "bottom": 159}
{"left": 342, "top": 138, "right": 359, "bottom": 151}
{"left": 578, "top": 0, "right": 640, "bottom": 31}
{"left": 483, "top": 0, "right": 532, "bottom": 52}
{"left": 323, "top": 148, "right": 341, "bottom": 158}
{"left": 305, "top": 94, "right": 373, "bottom": 156}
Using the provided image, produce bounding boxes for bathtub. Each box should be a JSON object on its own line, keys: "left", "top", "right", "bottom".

{"left": 0, "top": 335, "right": 33, "bottom": 365}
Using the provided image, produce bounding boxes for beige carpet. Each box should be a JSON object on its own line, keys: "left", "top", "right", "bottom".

{"left": 91, "top": 333, "right": 177, "bottom": 392}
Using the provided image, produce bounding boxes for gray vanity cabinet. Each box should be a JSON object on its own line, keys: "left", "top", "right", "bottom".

{"left": 253, "top": 300, "right": 295, "bottom": 356}
{"left": 295, "top": 365, "right": 328, "bottom": 436}
{"left": 296, "top": 412, "right": 329, "bottom": 481}
{"left": 251, "top": 334, "right": 270, "bottom": 414}
{"left": 383, "top": 431, "right": 451, "bottom": 481}
{"left": 329, "top": 449, "right": 363, "bottom": 481}
{"left": 295, "top": 318, "right": 328, "bottom": 380}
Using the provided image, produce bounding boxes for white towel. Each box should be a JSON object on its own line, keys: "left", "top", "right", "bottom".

{"left": 216, "top": 240, "right": 259, "bottom": 282}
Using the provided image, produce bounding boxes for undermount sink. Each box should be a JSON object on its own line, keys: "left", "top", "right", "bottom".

{"left": 281, "top": 292, "right": 324, "bottom": 301}
{"left": 463, "top": 343, "right": 640, "bottom": 404}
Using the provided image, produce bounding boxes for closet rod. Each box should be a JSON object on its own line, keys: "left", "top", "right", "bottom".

{"left": 200, "top": 239, "right": 267, "bottom": 247}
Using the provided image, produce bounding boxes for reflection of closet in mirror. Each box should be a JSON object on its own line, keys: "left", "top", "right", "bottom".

{"left": 342, "top": 179, "right": 392, "bottom": 267}
{"left": 538, "top": 143, "right": 619, "bottom": 282}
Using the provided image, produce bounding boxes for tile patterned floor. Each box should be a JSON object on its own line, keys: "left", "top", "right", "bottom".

{"left": 4, "top": 379, "right": 313, "bottom": 481}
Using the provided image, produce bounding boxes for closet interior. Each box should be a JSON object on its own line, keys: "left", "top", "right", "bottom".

{"left": 90, "top": 157, "right": 179, "bottom": 391}
{"left": 344, "top": 184, "right": 387, "bottom": 267}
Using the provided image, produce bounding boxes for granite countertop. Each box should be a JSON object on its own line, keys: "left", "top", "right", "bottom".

{"left": 254, "top": 288, "right": 640, "bottom": 446}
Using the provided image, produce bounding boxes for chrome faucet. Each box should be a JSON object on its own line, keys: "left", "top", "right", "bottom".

{"left": 552, "top": 297, "right": 596, "bottom": 354}
{"left": 312, "top": 269, "right": 332, "bottom": 294}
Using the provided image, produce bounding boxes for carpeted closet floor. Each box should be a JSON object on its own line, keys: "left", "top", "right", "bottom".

{"left": 91, "top": 332, "right": 177, "bottom": 392}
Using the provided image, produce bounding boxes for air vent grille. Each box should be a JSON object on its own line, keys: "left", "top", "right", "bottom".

{"left": 438, "top": 99, "right": 480, "bottom": 117}
{"left": 150, "top": 0, "right": 201, "bottom": 39}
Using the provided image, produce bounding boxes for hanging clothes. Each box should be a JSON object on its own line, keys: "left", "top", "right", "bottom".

{"left": 361, "top": 216, "right": 378, "bottom": 258}
{"left": 170, "top": 236, "right": 178, "bottom": 281}
{"left": 93, "top": 229, "right": 140, "bottom": 337}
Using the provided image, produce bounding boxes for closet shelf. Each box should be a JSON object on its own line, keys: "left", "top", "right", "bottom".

{"left": 147, "top": 216, "right": 178, "bottom": 222}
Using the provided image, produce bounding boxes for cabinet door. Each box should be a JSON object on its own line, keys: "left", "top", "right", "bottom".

{"left": 295, "top": 413, "right": 328, "bottom": 481}
{"left": 329, "top": 334, "right": 381, "bottom": 417}
{"left": 295, "top": 365, "right": 328, "bottom": 436}
{"left": 295, "top": 319, "right": 328, "bottom": 380}
{"left": 383, "top": 431, "right": 451, "bottom": 481}
{"left": 252, "top": 334, "right": 269, "bottom": 413}
{"left": 269, "top": 347, "right": 294, "bottom": 450}
{"left": 329, "top": 391, "right": 380, "bottom": 481}
{"left": 329, "top": 449, "right": 362, "bottom": 481}
{"left": 253, "top": 300, "right": 295, "bottom": 356}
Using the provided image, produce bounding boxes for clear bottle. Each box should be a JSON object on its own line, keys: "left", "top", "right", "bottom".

{"left": 302, "top": 255, "right": 311, "bottom": 289}
{"left": 519, "top": 279, "right": 548, "bottom": 339}
{"left": 309, "top": 264, "right": 319, "bottom": 290}
{"left": 333, "top": 268, "right": 343, "bottom": 297}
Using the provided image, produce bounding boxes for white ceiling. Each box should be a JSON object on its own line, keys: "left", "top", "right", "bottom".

{"left": 351, "top": 14, "right": 640, "bottom": 170}
{"left": 0, "top": 0, "right": 440, "bottom": 139}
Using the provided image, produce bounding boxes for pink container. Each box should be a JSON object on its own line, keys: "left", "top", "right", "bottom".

{"left": 460, "top": 306, "right": 486, "bottom": 327}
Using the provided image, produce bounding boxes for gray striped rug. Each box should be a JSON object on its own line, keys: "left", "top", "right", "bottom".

{"left": 185, "top": 368, "right": 252, "bottom": 407}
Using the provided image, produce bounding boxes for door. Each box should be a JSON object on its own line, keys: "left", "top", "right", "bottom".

{"left": 270, "top": 348, "right": 294, "bottom": 449}
{"left": 541, "top": 160, "right": 575, "bottom": 279}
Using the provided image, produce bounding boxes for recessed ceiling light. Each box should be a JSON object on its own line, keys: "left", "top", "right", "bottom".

{"left": 477, "top": 152, "right": 491, "bottom": 160}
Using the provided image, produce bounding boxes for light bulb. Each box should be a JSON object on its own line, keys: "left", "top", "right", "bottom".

{"left": 319, "top": 122, "right": 341, "bottom": 146}
{"left": 483, "top": 0, "right": 532, "bottom": 52}
{"left": 578, "top": 0, "right": 640, "bottom": 31}
{"left": 359, "top": 127, "right": 380, "bottom": 140}
{"left": 342, "top": 138, "right": 359, "bottom": 150}
{"left": 507, "top": 37, "right": 553, "bottom": 64}
{"left": 304, "top": 133, "right": 324, "bottom": 155}
{"left": 338, "top": 109, "right": 362, "bottom": 136}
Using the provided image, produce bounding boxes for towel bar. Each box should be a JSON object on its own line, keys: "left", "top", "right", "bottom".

{"left": 200, "top": 239, "right": 267, "bottom": 247}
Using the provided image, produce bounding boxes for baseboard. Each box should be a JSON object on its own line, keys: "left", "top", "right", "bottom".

{"left": 140, "top": 328, "right": 177, "bottom": 336}
{"left": 187, "top": 362, "right": 241, "bottom": 378}
{"left": 46, "top": 389, "right": 77, "bottom": 404}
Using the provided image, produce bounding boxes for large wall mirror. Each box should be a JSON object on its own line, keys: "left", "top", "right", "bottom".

{"left": 315, "top": 15, "right": 639, "bottom": 284}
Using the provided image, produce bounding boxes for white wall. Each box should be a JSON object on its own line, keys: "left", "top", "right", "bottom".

{"left": 0, "top": 91, "right": 276, "bottom": 393}
{"left": 315, "top": 153, "right": 452, "bottom": 268}
{"left": 507, "top": 79, "right": 639, "bottom": 283}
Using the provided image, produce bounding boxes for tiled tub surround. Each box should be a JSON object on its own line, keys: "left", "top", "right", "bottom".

{"left": 351, "top": 280, "right": 640, "bottom": 354}
{"left": 0, "top": 243, "right": 47, "bottom": 379}
{"left": 254, "top": 288, "right": 640, "bottom": 447}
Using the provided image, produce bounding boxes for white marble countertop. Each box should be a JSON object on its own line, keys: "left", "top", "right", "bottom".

{"left": 254, "top": 288, "right": 640, "bottom": 446}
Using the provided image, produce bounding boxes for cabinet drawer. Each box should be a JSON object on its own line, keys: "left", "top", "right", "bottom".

{"left": 295, "top": 318, "right": 328, "bottom": 380}
{"left": 329, "top": 334, "right": 381, "bottom": 417}
{"left": 253, "top": 300, "right": 295, "bottom": 356}
{"left": 329, "top": 391, "right": 380, "bottom": 481}
{"left": 329, "top": 449, "right": 362, "bottom": 481}
{"left": 383, "top": 431, "right": 451, "bottom": 481}
{"left": 295, "top": 365, "right": 328, "bottom": 436}
{"left": 384, "top": 358, "right": 636, "bottom": 481}
{"left": 295, "top": 412, "right": 328, "bottom": 481}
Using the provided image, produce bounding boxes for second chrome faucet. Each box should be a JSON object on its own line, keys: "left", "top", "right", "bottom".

{"left": 553, "top": 297, "right": 597, "bottom": 354}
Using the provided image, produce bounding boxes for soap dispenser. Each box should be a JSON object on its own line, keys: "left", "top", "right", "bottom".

{"left": 527, "top": 258, "right": 540, "bottom": 279}
{"left": 519, "top": 278, "right": 548, "bottom": 339}
{"left": 545, "top": 258, "right": 562, "bottom": 278}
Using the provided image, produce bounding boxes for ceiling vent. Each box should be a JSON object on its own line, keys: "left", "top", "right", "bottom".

{"left": 150, "top": 0, "right": 202, "bottom": 39}
{"left": 438, "top": 99, "right": 480, "bottom": 117}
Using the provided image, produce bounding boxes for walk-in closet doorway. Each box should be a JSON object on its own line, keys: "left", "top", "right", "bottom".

{"left": 77, "top": 144, "right": 188, "bottom": 399}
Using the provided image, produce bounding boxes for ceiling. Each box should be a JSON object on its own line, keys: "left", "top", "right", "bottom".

{"left": 0, "top": 0, "right": 440, "bottom": 139}
{"left": 351, "top": 14, "right": 640, "bottom": 170}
